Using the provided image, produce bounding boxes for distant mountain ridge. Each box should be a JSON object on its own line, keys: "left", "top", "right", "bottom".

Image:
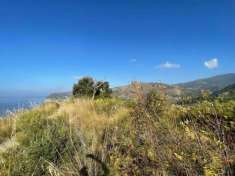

{"left": 176, "top": 73, "right": 235, "bottom": 92}
{"left": 47, "top": 73, "right": 235, "bottom": 99}
{"left": 113, "top": 73, "right": 235, "bottom": 99}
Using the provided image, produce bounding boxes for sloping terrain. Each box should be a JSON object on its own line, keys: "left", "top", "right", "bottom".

{"left": 176, "top": 73, "right": 235, "bottom": 92}
{"left": 212, "top": 83, "right": 235, "bottom": 99}
{"left": 48, "top": 73, "right": 235, "bottom": 100}
{"left": 112, "top": 82, "right": 187, "bottom": 100}
{"left": 0, "top": 96, "right": 234, "bottom": 175}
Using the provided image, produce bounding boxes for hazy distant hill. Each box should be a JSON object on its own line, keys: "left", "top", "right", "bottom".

{"left": 47, "top": 92, "right": 71, "bottom": 99}
{"left": 176, "top": 73, "right": 235, "bottom": 92}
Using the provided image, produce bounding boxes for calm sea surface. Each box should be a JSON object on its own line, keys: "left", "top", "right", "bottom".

{"left": 0, "top": 96, "right": 44, "bottom": 117}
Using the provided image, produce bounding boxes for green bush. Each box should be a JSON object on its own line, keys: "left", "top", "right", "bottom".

{"left": 1, "top": 109, "right": 80, "bottom": 176}
{"left": 104, "top": 95, "right": 235, "bottom": 175}
{"left": 94, "top": 98, "right": 128, "bottom": 117}
{"left": 73, "top": 77, "right": 95, "bottom": 98}
{"left": 145, "top": 91, "right": 167, "bottom": 119}
{"left": 73, "top": 77, "right": 112, "bottom": 99}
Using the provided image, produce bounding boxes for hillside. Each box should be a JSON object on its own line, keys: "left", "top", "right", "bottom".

{"left": 47, "top": 83, "right": 187, "bottom": 101}
{"left": 0, "top": 95, "right": 234, "bottom": 175}
{"left": 176, "top": 73, "right": 235, "bottom": 92}
{"left": 113, "top": 73, "right": 235, "bottom": 99}
{"left": 212, "top": 83, "right": 235, "bottom": 99}
{"left": 47, "top": 73, "right": 235, "bottom": 100}
{"left": 112, "top": 82, "right": 187, "bottom": 100}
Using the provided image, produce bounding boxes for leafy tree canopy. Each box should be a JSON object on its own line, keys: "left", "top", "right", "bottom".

{"left": 73, "top": 77, "right": 112, "bottom": 99}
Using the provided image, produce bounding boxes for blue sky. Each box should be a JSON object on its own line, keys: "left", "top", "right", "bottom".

{"left": 0, "top": 0, "right": 234, "bottom": 95}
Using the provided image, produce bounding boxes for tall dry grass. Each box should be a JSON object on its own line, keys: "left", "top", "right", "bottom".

{"left": 0, "top": 95, "right": 234, "bottom": 176}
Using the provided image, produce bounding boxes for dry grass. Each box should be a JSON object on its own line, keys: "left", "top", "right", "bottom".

{"left": 58, "top": 99, "right": 129, "bottom": 133}
{"left": 0, "top": 97, "right": 234, "bottom": 176}
{"left": 0, "top": 116, "right": 16, "bottom": 144}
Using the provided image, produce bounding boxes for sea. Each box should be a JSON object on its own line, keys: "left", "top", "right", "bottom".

{"left": 0, "top": 96, "right": 45, "bottom": 117}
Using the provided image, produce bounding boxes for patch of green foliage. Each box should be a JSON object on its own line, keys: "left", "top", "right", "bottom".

{"left": 104, "top": 92, "right": 235, "bottom": 175}
{"left": 94, "top": 98, "right": 135, "bottom": 117}
{"left": 73, "top": 77, "right": 112, "bottom": 99}
{"left": 0, "top": 105, "right": 80, "bottom": 176}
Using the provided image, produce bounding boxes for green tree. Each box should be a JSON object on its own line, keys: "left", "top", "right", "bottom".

{"left": 73, "top": 77, "right": 94, "bottom": 98}
{"left": 73, "top": 77, "right": 112, "bottom": 99}
{"left": 93, "top": 81, "right": 112, "bottom": 99}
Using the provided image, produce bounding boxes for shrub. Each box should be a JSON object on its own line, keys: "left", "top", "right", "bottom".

{"left": 105, "top": 95, "right": 235, "bottom": 175}
{"left": 94, "top": 81, "right": 112, "bottom": 99}
{"left": 73, "top": 77, "right": 112, "bottom": 99}
{"left": 145, "top": 91, "right": 167, "bottom": 119}
{"left": 73, "top": 77, "right": 95, "bottom": 98}
{"left": 1, "top": 106, "right": 80, "bottom": 175}
{"left": 180, "top": 100, "right": 235, "bottom": 175}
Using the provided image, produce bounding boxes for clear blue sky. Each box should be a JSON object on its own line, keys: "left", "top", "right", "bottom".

{"left": 0, "top": 0, "right": 234, "bottom": 95}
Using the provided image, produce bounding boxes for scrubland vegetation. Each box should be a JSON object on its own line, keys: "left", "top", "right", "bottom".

{"left": 0, "top": 80, "right": 234, "bottom": 176}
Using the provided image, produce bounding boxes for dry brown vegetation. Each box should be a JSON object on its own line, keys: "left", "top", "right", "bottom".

{"left": 0, "top": 92, "right": 234, "bottom": 175}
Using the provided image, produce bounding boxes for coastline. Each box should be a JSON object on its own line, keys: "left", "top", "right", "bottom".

{"left": 0, "top": 96, "right": 45, "bottom": 118}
